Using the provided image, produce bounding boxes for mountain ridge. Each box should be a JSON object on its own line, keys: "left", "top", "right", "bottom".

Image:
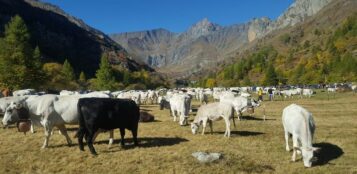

{"left": 110, "top": 0, "right": 334, "bottom": 78}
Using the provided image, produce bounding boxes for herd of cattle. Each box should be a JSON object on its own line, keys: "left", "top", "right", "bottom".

{"left": 0, "top": 85, "right": 356, "bottom": 166}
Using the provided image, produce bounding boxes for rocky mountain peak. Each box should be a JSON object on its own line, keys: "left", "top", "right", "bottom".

{"left": 186, "top": 18, "right": 222, "bottom": 39}
{"left": 274, "top": 0, "right": 333, "bottom": 29}
{"left": 248, "top": 17, "right": 272, "bottom": 42}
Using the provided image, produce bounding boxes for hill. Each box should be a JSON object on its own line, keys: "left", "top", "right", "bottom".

{"left": 0, "top": 0, "right": 148, "bottom": 77}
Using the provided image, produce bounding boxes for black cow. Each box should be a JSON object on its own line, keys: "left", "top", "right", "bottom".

{"left": 77, "top": 98, "right": 140, "bottom": 155}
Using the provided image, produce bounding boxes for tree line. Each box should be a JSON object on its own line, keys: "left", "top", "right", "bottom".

{"left": 0, "top": 15, "right": 167, "bottom": 91}
{"left": 194, "top": 14, "right": 357, "bottom": 88}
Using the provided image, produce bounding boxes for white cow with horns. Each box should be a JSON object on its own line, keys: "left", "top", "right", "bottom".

{"left": 282, "top": 104, "right": 320, "bottom": 167}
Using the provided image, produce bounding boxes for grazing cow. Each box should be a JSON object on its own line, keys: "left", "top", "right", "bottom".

{"left": 191, "top": 102, "right": 235, "bottom": 137}
{"left": 282, "top": 104, "right": 320, "bottom": 167}
{"left": 77, "top": 98, "right": 140, "bottom": 155}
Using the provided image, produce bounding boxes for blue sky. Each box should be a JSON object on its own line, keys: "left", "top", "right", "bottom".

{"left": 42, "top": 0, "right": 294, "bottom": 34}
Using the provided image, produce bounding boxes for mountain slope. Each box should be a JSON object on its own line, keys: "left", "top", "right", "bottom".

{"left": 0, "top": 0, "right": 148, "bottom": 77}
{"left": 111, "top": 0, "right": 333, "bottom": 79}
{"left": 198, "top": 0, "right": 357, "bottom": 86}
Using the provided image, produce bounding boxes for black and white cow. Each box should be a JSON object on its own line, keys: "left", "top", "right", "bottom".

{"left": 77, "top": 98, "right": 140, "bottom": 155}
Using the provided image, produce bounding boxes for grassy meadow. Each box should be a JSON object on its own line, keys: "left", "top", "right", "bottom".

{"left": 0, "top": 91, "right": 356, "bottom": 174}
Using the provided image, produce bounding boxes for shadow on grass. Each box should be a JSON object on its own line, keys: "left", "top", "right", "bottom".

{"left": 140, "top": 120, "right": 162, "bottom": 123}
{"left": 215, "top": 131, "right": 264, "bottom": 136}
{"left": 140, "top": 105, "right": 159, "bottom": 108}
{"left": 240, "top": 116, "right": 276, "bottom": 121}
{"left": 313, "top": 142, "right": 344, "bottom": 166}
{"left": 50, "top": 137, "right": 189, "bottom": 149}
{"left": 140, "top": 108, "right": 152, "bottom": 112}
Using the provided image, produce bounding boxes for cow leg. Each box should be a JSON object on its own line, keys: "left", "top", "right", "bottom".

{"left": 77, "top": 127, "right": 86, "bottom": 151}
{"left": 208, "top": 120, "right": 213, "bottom": 134}
{"left": 201, "top": 119, "right": 207, "bottom": 135}
{"left": 42, "top": 124, "right": 53, "bottom": 149}
{"left": 86, "top": 130, "right": 97, "bottom": 155}
{"left": 119, "top": 128, "right": 126, "bottom": 147}
{"left": 291, "top": 135, "right": 299, "bottom": 162}
{"left": 224, "top": 118, "right": 231, "bottom": 137}
{"left": 131, "top": 128, "right": 139, "bottom": 146}
{"left": 57, "top": 125, "right": 72, "bottom": 146}
{"left": 171, "top": 110, "right": 177, "bottom": 122}
{"left": 236, "top": 111, "right": 242, "bottom": 121}
{"left": 108, "top": 130, "right": 114, "bottom": 147}
{"left": 30, "top": 121, "right": 35, "bottom": 133}
{"left": 284, "top": 131, "right": 290, "bottom": 152}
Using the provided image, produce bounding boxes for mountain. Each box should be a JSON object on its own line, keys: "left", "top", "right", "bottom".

{"left": 0, "top": 0, "right": 148, "bottom": 77}
{"left": 199, "top": 0, "right": 357, "bottom": 86}
{"left": 111, "top": 0, "right": 334, "bottom": 78}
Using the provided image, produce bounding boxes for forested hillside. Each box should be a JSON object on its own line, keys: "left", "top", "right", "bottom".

{"left": 196, "top": 13, "right": 357, "bottom": 87}
{"left": 0, "top": 16, "right": 168, "bottom": 91}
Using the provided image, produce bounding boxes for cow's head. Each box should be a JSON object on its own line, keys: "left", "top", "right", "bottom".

{"left": 297, "top": 147, "right": 320, "bottom": 167}
{"left": 190, "top": 122, "right": 199, "bottom": 134}
{"left": 2, "top": 102, "right": 23, "bottom": 126}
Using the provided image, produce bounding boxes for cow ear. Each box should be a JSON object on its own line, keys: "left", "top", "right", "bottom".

{"left": 312, "top": 147, "right": 321, "bottom": 153}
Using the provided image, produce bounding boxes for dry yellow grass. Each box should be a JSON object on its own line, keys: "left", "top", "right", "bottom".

{"left": 0, "top": 92, "right": 356, "bottom": 174}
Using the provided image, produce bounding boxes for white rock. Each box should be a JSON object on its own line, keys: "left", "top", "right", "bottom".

{"left": 192, "top": 152, "right": 222, "bottom": 163}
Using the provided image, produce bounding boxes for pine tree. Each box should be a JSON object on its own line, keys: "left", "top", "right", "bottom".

{"left": 0, "top": 15, "right": 44, "bottom": 89}
{"left": 78, "top": 71, "right": 87, "bottom": 90}
{"left": 79, "top": 71, "right": 86, "bottom": 83}
{"left": 95, "top": 54, "right": 116, "bottom": 90}
{"left": 61, "top": 59, "right": 75, "bottom": 81}
{"left": 263, "top": 64, "right": 278, "bottom": 86}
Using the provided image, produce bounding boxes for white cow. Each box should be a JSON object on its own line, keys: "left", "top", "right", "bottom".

{"left": 12, "top": 89, "right": 36, "bottom": 96}
{"left": 220, "top": 96, "right": 260, "bottom": 120}
{"left": 169, "top": 94, "right": 191, "bottom": 126}
{"left": 198, "top": 90, "right": 208, "bottom": 104}
{"left": 2, "top": 94, "right": 114, "bottom": 148}
{"left": 0, "top": 96, "right": 28, "bottom": 113}
{"left": 352, "top": 85, "right": 357, "bottom": 92}
{"left": 59, "top": 90, "right": 79, "bottom": 96}
{"left": 282, "top": 104, "right": 320, "bottom": 167}
{"left": 190, "top": 102, "right": 235, "bottom": 137}
{"left": 302, "top": 89, "right": 313, "bottom": 98}
{"left": 327, "top": 87, "right": 336, "bottom": 93}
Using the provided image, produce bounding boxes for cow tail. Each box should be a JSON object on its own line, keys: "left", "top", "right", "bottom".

{"left": 76, "top": 100, "right": 86, "bottom": 138}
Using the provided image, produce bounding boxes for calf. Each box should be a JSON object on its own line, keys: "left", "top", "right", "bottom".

{"left": 77, "top": 98, "right": 140, "bottom": 155}
{"left": 191, "top": 102, "right": 235, "bottom": 137}
{"left": 282, "top": 104, "right": 320, "bottom": 167}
